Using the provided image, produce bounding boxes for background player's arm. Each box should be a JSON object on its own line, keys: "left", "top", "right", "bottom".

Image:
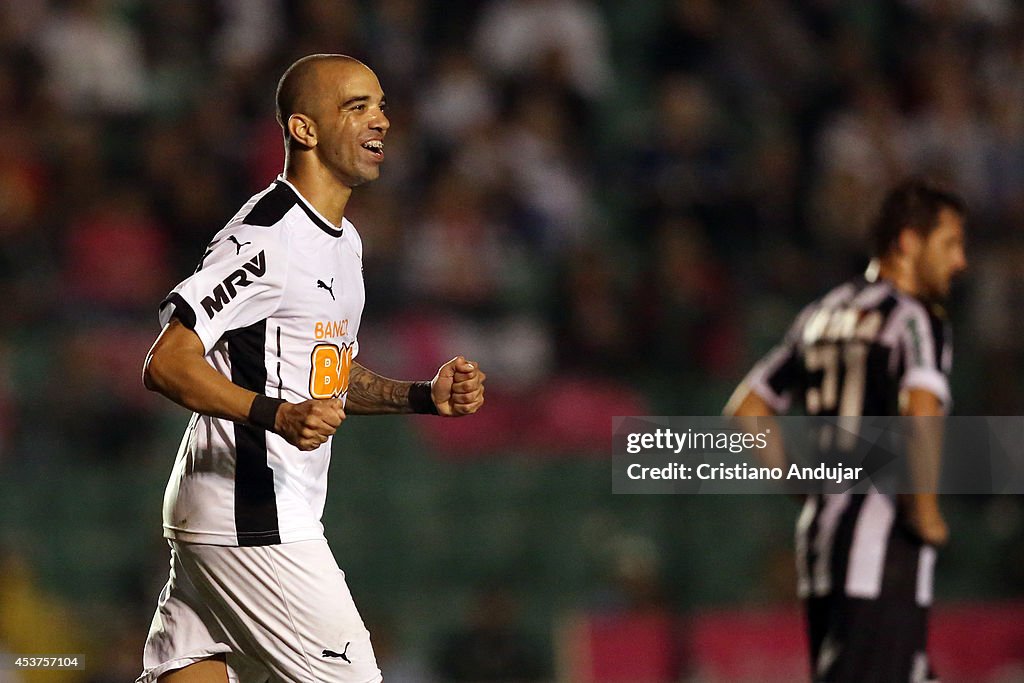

{"left": 725, "top": 386, "right": 775, "bottom": 417}
{"left": 345, "top": 357, "right": 485, "bottom": 416}
{"left": 899, "top": 388, "right": 948, "bottom": 546}
{"left": 724, "top": 308, "right": 806, "bottom": 471}
{"left": 725, "top": 387, "right": 788, "bottom": 471}
{"left": 143, "top": 319, "right": 344, "bottom": 451}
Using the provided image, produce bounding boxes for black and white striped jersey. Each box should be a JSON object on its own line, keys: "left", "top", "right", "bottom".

{"left": 745, "top": 275, "right": 952, "bottom": 419}
{"left": 742, "top": 274, "right": 951, "bottom": 604}
{"left": 158, "top": 176, "right": 364, "bottom": 547}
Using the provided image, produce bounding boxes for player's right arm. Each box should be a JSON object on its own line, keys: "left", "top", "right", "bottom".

{"left": 143, "top": 319, "right": 342, "bottom": 451}
{"left": 725, "top": 386, "right": 776, "bottom": 418}
{"left": 724, "top": 312, "right": 807, "bottom": 471}
{"left": 144, "top": 228, "right": 342, "bottom": 451}
{"left": 725, "top": 386, "right": 789, "bottom": 472}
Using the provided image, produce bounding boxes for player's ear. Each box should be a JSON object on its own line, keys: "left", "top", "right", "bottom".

{"left": 288, "top": 114, "right": 317, "bottom": 149}
{"left": 897, "top": 227, "right": 922, "bottom": 258}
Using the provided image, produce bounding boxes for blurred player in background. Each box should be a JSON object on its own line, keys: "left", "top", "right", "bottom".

{"left": 138, "top": 54, "right": 486, "bottom": 682}
{"left": 726, "top": 179, "right": 967, "bottom": 682}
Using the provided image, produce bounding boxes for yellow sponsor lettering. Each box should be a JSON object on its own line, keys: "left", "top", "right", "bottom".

{"left": 313, "top": 319, "right": 349, "bottom": 340}
{"left": 309, "top": 343, "right": 353, "bottom": 398}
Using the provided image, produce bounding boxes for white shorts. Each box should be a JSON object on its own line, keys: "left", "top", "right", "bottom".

{"left": 137, "top": 539, "right": 382, "bottom": 683}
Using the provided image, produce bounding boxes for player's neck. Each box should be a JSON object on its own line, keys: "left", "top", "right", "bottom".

{"left": 875, "top": 257, "right": 921, "bottom": 298}
{"left": 283, "top": 160, "right": 352, "bottom": 227}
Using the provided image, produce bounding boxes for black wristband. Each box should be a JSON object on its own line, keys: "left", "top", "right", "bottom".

{"left": 249, "top": 394, "right": 285, "bottom": 432}
{"left": 408, "top": 381, "right": 439, "bottom": 415}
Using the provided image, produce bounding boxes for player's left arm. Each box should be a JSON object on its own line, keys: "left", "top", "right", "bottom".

{"left": 897, "top": 305, "right": 951, "bottom": 547}
{"left": 899, "top": 388, "right": 948, "bottom": 547}
{"left": 344, "top": 356, "right": 486, "bottom": 416}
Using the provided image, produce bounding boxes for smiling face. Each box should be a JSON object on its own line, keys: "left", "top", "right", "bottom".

{"left": 280, "top": 57, "right": 390, "bottom": 190}
{"left": 308, "top": 60, "right": 389, "bottom": 188}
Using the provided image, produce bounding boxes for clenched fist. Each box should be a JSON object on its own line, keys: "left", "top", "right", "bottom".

{"left": 275, "top": 398, "right": 346, "bottom": 450}
{"left": 431, "top": 356, "right": 486, "bottom": 417}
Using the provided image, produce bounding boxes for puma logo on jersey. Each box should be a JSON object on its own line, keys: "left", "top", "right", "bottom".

{"left": 227, "top": 235, "right": 252, "bottom": 254}
{"left": 317, "top": 278, "right": 335, "bottom": 300}
{"left": 200, "top": 250, "right": 267, "bottom": 319}
{"left": 321, "top": 642, "right": 351, "bottom": 663}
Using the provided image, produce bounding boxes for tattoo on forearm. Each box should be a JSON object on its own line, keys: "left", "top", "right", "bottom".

{"left": 344, "top": 363, "right": 413, "bottom": 414}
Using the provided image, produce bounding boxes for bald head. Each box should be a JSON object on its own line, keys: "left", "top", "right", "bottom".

{"left": 274, "top": 54, "right": 389, "bottom": 189}
{"left": 275, "top": 54, "right": 366, "bottom": 142}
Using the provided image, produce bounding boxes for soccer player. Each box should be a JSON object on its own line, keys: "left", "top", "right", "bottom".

{"left": 725, "top": 179, "right": 966, "bottom": 682}
{"left": 137, "top": 54, "right": 486, "bottom": 683}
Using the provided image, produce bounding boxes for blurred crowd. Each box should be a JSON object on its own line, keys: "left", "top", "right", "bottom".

{"left": 4, "top": 0, "right": 1024, "bottom": 462}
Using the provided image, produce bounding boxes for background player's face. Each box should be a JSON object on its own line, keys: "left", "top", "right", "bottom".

{"left": 314, "top": 62, "right": 389, "bottom": 188}
{"left": 915, "top": 207, "right": 967, "bottom": 300}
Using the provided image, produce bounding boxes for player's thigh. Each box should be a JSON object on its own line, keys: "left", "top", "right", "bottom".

{"left": 818, "top": 596, "right": 923, "bottom": 683}
{"left": 140, "top": 545, "right": 254, "bottom": 683}
{"left": 181, "top": 539, "right": 381, "bottom": 682}
{"left": 159, "top": 656, "right": 228, "bottom": 683}
{"left": 256, "top": 540, "right": 381, "bottom": 682}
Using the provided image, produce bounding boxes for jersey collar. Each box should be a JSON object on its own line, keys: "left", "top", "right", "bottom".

{"left": 274, "top": 176, "right": 346, "bottom": 238}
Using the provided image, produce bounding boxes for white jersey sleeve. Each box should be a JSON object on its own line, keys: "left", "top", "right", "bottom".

{"left": 160, "top": 228, "right": 289, "bottom": 354}
{"left": 893, "top": 301, "right": 952, "bottom": 410}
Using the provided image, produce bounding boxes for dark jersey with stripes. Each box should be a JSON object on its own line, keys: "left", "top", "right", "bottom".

{"left": 744, "top": 274, "right": 950, "bottom": 680}
{"left": 743, "top": 275, "right": 951, "bottom": 603}
{"left": 746, "top": 275, "right": 952, "bottom": 418}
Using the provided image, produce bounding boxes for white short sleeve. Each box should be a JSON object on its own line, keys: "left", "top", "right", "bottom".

{"left": 160, "top": 229, "right": 288, "bottom": 354}
{"left": 896, "top": 304, "right": 952, "bottom": 410}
